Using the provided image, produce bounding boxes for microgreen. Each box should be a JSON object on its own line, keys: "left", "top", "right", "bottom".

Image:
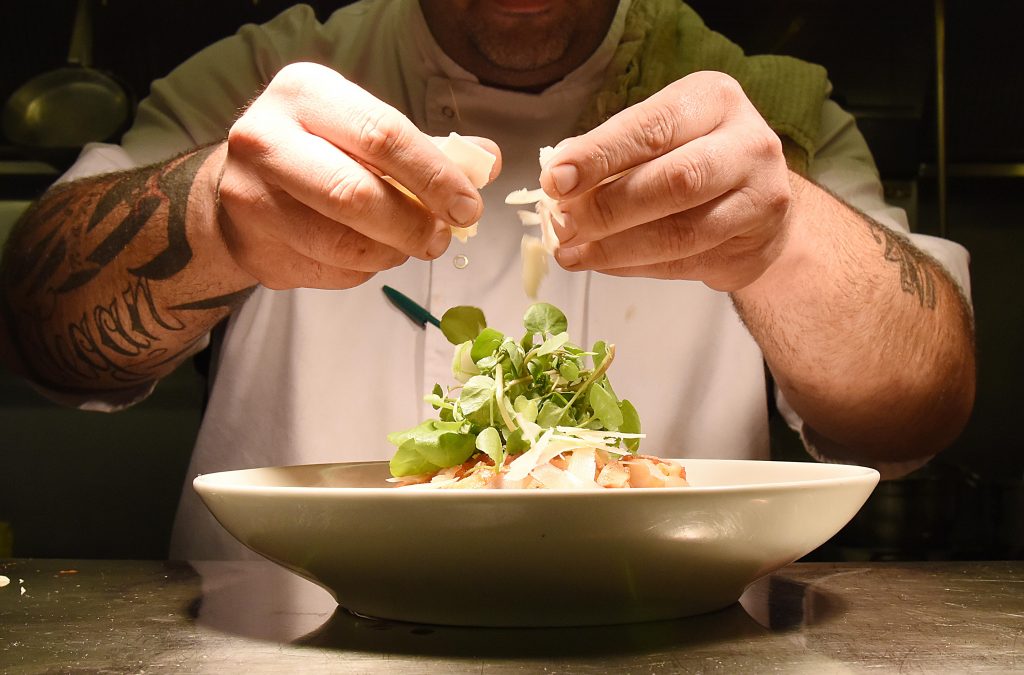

{"left": 387, "top": 302, "right": 642, "bottom": 477}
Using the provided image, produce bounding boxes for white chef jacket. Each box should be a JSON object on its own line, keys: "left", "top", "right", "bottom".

{"left": 55, "top": 0, "right": 971, "bottom": 560}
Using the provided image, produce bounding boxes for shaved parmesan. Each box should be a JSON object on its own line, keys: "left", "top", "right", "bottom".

{"left": 507, "top": 145, "right": 564, "bottom": 298}
{"left": 382, "top": 132, "right": 496, "bottom": 244}
{"left": 521, "top": 236, "right": 549, "bottom": 300}
{"left": 430, "top": 132, "right": 495, "bottom": 189}
{"left": 451, "top": 221, "right": 477, "bottom": 244}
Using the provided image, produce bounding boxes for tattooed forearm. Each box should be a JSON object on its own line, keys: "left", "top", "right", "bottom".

{"left": 170, "top": 287, "right": 255, "bottom": 312}
{"left": 866, "top": 218, "right": 937, "bottom": 310}
{"left": 32, "top": 277, "right": 189, "bottom": 386}
{"left": 134, "top": 148, "right": 214, "bottom": 280}
{"left": 1, "top": 143, "right": 250, "bottom": 392}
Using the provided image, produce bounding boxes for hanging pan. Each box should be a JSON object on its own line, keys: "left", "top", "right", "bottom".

{"left": 3, "top": 0, "right": 133, "bottom": 168}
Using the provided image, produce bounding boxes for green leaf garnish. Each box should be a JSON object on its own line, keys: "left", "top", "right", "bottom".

{"left": 471, "top": 328, "right": 505, "bottom": 362}
{"left": 387, "top": 420, "right": 476, "bottom": 477}
{"left": 589, "top": 381, "right": 623, "bottom": 430}
{"left": 475, "top": 426, "right": 504, "bottom": 467}
{"left": 388, "top": 302, "right": 643, "bottom": 478}
{"left": 441, "top": 306, "right": 487, "bottom": 345}
{"left": 619, "top": 399, "right": 642, "bottom": 452}
{"left": 523, "top": 303, "right": 567, "bottom": 337}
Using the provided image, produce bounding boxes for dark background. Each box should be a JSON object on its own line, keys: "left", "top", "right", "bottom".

{"left": 0, "top": 1, "right": 1021, "bottom": 561}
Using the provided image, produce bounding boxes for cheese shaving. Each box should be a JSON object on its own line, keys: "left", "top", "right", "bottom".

{"left": 506, "top": 145, "right": 563, "bottom": 298}
{"left": 383, "top": 132, "right": 496, "bottom": 243}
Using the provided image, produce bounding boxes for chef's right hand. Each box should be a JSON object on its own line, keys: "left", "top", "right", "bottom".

{"left": 216, "top": 62, "right": 495, "bottom": 290}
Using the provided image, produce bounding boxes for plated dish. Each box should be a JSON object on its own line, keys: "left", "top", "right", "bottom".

{"left": 194, "top": 458, "right": 879, "bottom": 627}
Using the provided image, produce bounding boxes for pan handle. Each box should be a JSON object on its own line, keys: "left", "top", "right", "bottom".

{"left": 67, "top": 0, "right": 93, "bottom": 68}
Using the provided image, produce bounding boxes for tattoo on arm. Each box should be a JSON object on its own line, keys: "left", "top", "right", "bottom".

{"left": 865, "top": 218, "right": 937, "bottom": 310}
{"left": 2, "top": 144, "right": 254, "bottom": 392}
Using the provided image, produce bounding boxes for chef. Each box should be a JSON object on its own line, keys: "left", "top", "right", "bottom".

{"left": 0, "top": 0, "right": 975, "bottom": 559}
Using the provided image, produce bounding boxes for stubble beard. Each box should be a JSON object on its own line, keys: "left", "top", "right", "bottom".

{"left": 463, "top": 17, "right": 573, "bottom": 72}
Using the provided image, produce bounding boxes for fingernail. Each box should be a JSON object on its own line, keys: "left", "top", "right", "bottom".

{"left": 427, "top": 227, "right": 450, "bottom": 258}
{"left": 556, "top": 245, "right": 581, "bottom": 268}
{"left": 549, "top": 164, "right": 579, "bottom": 196}
{"left": 555, "top": 211, "right": 576, "bottom": 244}
{"left": 449, "top": 195, "right": 479, "bottom": 226}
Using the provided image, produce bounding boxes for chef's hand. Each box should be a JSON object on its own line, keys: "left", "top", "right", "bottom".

{"left": 540, "top": 71, "right": 791, "bottom": 292}
{"left": 216, "top": 62, "right": 499, "bottom": 290}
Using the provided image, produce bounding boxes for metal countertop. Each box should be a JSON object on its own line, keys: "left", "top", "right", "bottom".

{"left": 1, "top": 558, "right": 1021, "bottom": 673}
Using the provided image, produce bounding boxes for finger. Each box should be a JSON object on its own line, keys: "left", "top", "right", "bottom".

{"left": 274, "top": 64, "right": 486, "bottom": 226}
{"left": 540, "top": 71, "right": 743, "bottom": 198}
{"left": 232, "top": 186, "right": 412, "bottom": 272}
{"left": 219, "top": 209, "right": 379, "bottom": 291}
{"left": 554, "top": 191, "right": 743, "bottom": 271}
{"left": 555, "top": 130, "right": 744, "bottom": 247}
{"left": 236, "top": 122, "right": 443, "bottom": 257}
{"left": 586, "top": 251, "right": 771, "bottom": 292}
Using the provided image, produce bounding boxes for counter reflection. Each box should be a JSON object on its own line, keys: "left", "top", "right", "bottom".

{"left": 190, "top": 561, "right": 845, "bottom": 658}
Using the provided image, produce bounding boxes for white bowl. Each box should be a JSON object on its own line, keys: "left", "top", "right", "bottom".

{"left": 193, "top": 459, "right": 878, "bottom": 627}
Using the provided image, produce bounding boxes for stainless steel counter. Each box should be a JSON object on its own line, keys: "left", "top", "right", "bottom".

{"left": 1, "top": 558, "right": 1021, "bottom": 673}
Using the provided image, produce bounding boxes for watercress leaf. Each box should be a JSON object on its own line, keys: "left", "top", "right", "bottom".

{"left": 441, "top": 306, "right": 487, "bottom": 345}
{"left": 476, "top": 355, "right": 500, "bottom": 370}
{"left": 619, "top": 399, "right": 642, "bottom": 452}
{"left": 471, "top": 327, "right": 505, "bottom": 363}
{"left": 459, "top": 375, "right": 495, "bottom": 416}
{"left": 589, "top": 382, "right": 623, "bottom": 430}
{"left": 537, "top": 331, "right": 569, "bottom": 356}
{"left": 389, "top": 439, "right": 440, "bottom": 477}
{"left": 500, "top": 338, "right": 524, "bottom": 375}
{"left": 537, "top": 399, "right": 566, "bottom": 428}
{"left": 523, "top": 303, "right": 567, "bottom": 336}
{"left": 592, "top": 340, "right": 608, "bottom": 370}
{"left": 513, "top": 395, "right": 539, "bottom": 423}
{"left": 451, "top": 341, "right": 480, "bottom": 383}
{"left": 423, "top": 393, "right": 446, "bottom": 409}
{"left": 563, "top": 343, "right": 584, "bottom": 356}
{"left": 475, "top": 426, "right": 503, "bottom": 466}
{"left": 559, "top": 361, "right": 580, "bottom": 381}
{"left": 386, "top": 420, "right": 437, "bottom": 448}
{"left": 421, "top": 430, "right": 477, "bottom": 468}
{"left": 505, "top": 427, "right": 530, "bottom": 455}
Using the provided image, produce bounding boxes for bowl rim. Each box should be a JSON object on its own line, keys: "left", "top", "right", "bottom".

{"left": 193, "top": 458, "right": 880, "bottom": 498}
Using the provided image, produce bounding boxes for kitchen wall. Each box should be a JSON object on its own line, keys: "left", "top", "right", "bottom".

{"left": 1, "top": 0, "right": 1020, "bottom": 560}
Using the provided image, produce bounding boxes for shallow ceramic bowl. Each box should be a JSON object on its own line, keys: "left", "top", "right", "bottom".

{"left": 193, "top": 459, "right": 878, "bottom": 627}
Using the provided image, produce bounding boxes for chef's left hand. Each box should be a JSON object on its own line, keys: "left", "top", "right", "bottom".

{"left": 540, "top": 70, "right": 793, "bottom": 292}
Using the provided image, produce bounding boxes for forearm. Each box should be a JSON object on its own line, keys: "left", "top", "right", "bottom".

{"left": 732, "top": 172, "right": 976, "bottom": 462}
{"left": 0, "top": 143, "right": 254, "bottom": 396}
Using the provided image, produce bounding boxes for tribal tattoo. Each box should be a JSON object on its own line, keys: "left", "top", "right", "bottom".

{"left": 1, "top": 144, "right": 250, "bottom": 390}
{"left": 865, "top": 218, "right": 937, "bottom": 310}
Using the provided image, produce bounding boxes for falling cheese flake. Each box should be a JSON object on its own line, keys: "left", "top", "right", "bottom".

{"left": 0, "top": 575, "right": 9, "bottom": 588}
{"left": 506, "top": 146, "right": 563, "bottom": 298}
